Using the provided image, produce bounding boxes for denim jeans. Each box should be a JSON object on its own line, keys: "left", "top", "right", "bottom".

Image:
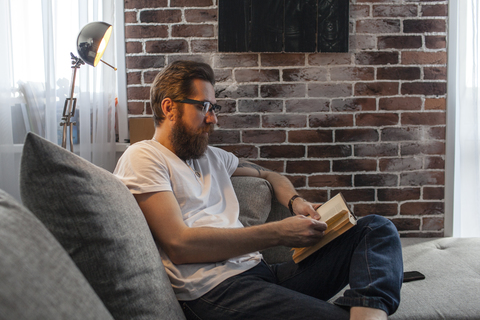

{"left": 180, "top": 215, "right": 403, "bottom": 320}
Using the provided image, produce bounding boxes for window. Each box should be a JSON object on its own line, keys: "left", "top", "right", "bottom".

{"left": 446, "top": 0, "right": 480, "bottom": 237}
{"left": 0, "top": 0, "right": 126, "bottom": 201}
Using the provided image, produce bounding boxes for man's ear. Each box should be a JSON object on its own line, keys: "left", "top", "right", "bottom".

{"left": 161, "top": 98, "right": 176, "bottom": 122}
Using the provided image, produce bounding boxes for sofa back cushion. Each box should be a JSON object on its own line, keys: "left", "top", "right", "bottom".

{"left": 232, "top": 176, "right": 293, "bottom": 264}
{"left": 20, "top": 133, "right": 185, "bottom": 320}
{"left": 232, "top": 176, "right": 273, "bottom": 227}
{"left": 0, "top": 189, "right": 114, "bottom": 320}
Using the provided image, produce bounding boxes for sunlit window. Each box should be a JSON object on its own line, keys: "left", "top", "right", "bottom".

{"left": 0, "top": 0, "right": 120, "bottom": 202}
{"left": 464, "top": 1, "right": 480, "bottom": 88}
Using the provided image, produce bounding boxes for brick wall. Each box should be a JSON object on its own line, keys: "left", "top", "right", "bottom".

{"left": 124, "top": 0, "right": 448, "bottom": 237}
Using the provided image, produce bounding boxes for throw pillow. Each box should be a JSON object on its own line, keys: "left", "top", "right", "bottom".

{"left": 0, "top": 189, "right": 114, "bottom": 320}
{"left": 20, "top": 133, "right": 185, "bottom": 320}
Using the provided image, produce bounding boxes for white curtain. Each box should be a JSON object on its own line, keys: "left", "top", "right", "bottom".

{"left": 0, "top": 0, "right": 117, "bottom": 202}
{"left": 452, "top": 0, "right": 480, "bottom": 237}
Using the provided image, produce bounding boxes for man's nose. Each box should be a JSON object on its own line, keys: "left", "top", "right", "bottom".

{"left": 205, "top": 110, "right": 218, "bottom": 125}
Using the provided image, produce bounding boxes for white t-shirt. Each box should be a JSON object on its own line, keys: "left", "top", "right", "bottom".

{"left": 114, "top": 139, "right": 262, "bottom": 300}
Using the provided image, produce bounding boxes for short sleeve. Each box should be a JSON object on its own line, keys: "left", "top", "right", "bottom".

{"left": 114, "top": 142, "right": 173, "bottom": 194}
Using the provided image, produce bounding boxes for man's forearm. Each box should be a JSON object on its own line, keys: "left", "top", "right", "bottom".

{"left": 167, "top": 215, "right": 326, "bottom": 265}
{"left": 260, "top": 170, "right": 320, "bottom": 219}
{"left": 235, "top": 160, "right": 298, "bottom": 208}
{"left": 234, "top": 161, "right": 316, "bottom": 216}
{"left": 167, "top": 222, "right": 282, "bottom": 264}
{"left": 262, "top": 171, "right": 298, "bottom": 208}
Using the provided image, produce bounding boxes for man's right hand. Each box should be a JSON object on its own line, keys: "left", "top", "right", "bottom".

{"left": 275, "top": 215, "right": 327, "bottom": 248}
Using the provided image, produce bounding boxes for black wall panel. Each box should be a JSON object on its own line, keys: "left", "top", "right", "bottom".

{"left": 218, "top": 0, "right": 349, "bottom": 53}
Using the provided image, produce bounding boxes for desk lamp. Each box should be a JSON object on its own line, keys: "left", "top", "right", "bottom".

{"left": 60, "top": 21, "right": 116, "bottom": 151}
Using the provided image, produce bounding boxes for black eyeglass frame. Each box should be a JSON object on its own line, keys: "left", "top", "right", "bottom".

{"left": 173, "top": 99, "right": 222, "bottom": 115}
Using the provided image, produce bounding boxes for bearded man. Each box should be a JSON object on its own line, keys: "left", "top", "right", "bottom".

{"left": 114, "top": 60, "right": 403, "bottom": 320}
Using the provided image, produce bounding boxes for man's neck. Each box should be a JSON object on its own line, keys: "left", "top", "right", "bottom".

{"left": 153, "top": 126, "right": 176, "bottom": 155}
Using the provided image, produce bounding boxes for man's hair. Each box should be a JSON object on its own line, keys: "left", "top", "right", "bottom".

{"left": 150, "top": 60, "right": 215, "bottom": 126}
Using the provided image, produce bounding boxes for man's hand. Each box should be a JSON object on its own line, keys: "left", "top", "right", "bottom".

{"left": 275, "top": 215, "right": 327, "bottom": 248}
{"left": 292, "top": 197, "right": 322, "bottom": 220}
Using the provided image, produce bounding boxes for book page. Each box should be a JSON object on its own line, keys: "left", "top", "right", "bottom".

{"left": 317, "top": 193, "right": 349, "bottom": 222}
{"left": 325, "top": 210, "right": 348, "bottom": 232}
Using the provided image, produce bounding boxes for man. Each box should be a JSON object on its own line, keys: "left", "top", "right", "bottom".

{"left": 114, "top": 60, "right": 403, "bottom": 320}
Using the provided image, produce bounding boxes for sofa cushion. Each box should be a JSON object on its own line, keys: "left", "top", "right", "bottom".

{"left": 20, "top": 133, "right": 185, "bottom": 320}
{"left": 232, "top": 176, "right": 273, "bottom": 227}
{"left": 330, "top": 237, "right": 480, "bottom": 319}
{"left": 232, "top": 176, "right": 293, "bottom": 264}
{"left": 390, "top": 237, "right": 480, "bottom": 320}
{"left": 0, "top": 189, "right": 114, "bottom": 320}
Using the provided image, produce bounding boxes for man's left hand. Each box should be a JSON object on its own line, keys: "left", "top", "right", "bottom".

{"left": 292, "top": 197, "right": 322, "bottom": 220}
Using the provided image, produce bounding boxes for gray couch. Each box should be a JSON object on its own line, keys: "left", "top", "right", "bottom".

{"left": 1, "top": 132, "right": 479, "bottom": 319}
{"left": 234, "top": 177, "right": 480, "bottom": 320}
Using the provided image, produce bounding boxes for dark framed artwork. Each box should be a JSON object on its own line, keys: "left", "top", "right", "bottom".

{"left": 218, "top": 0, "right": 349, "bottom": 53}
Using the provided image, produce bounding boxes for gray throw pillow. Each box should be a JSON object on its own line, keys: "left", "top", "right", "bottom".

{"left": 0, "top": 189, "right": 114, "bottom": 320}
{"left": 20, "top": 133, "right": 185, "bottom": 320}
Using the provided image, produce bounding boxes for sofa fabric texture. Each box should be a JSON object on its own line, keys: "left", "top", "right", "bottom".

{"left": 232, "top": 176, "right": 273, "bottom": 227}
{"left": 0, "top": 189, "right": 114, "bottom": 320}
{"left": 232, "top": 176, "right": 294, "bottom": 264}
{"left": 19, "top": 133, "right": 185, "bottom": 320}
{"left": 390, "top": 237, "right": 480, "bottom": 320}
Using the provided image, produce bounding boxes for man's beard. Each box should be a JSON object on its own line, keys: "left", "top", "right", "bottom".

{"left": 170, "top": 117, "right": 213, "bottom": 160}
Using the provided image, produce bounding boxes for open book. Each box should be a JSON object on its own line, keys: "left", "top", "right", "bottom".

{"left": 292, "top": 193, "right": 357, "bottom": 263}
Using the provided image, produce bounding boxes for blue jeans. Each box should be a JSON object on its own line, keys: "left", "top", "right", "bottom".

{"left": 180, "top": 215, "right": 403, "bottom": 320}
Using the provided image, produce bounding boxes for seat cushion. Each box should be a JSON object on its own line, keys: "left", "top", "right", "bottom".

{"left": 20, "top": 133, "right": 185, "bottom": 320}
{"left": 390, "top": 237, "right": 480, "bottom": 320}
{"left": 332, "top": 237, "right": 480, "bottom": 319}
{"left": 0, "top": 189, "right": 114, "bottom": 320}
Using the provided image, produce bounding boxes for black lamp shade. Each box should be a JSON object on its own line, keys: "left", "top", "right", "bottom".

{"left": 76, "top": 21, "right": 113, "bottom": 67}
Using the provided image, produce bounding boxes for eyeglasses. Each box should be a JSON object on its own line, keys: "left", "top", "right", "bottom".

{"left": 173, "top": 99, "right": 222, "bottom": 115}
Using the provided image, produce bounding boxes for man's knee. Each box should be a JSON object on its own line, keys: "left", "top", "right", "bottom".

{"left": 358, "top": 214, "right": 392, "bottom": 227}
{"left": 357, "top": 214, "right": 399, "bottom": 240}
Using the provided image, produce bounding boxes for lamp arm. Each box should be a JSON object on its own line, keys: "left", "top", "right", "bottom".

{"left": 61, "top": 53, "right": 83, "bottom": 151}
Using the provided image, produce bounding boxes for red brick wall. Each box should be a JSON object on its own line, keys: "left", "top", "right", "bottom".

{"left": 124, "top": 0, "right": 448, "bottom": 237}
